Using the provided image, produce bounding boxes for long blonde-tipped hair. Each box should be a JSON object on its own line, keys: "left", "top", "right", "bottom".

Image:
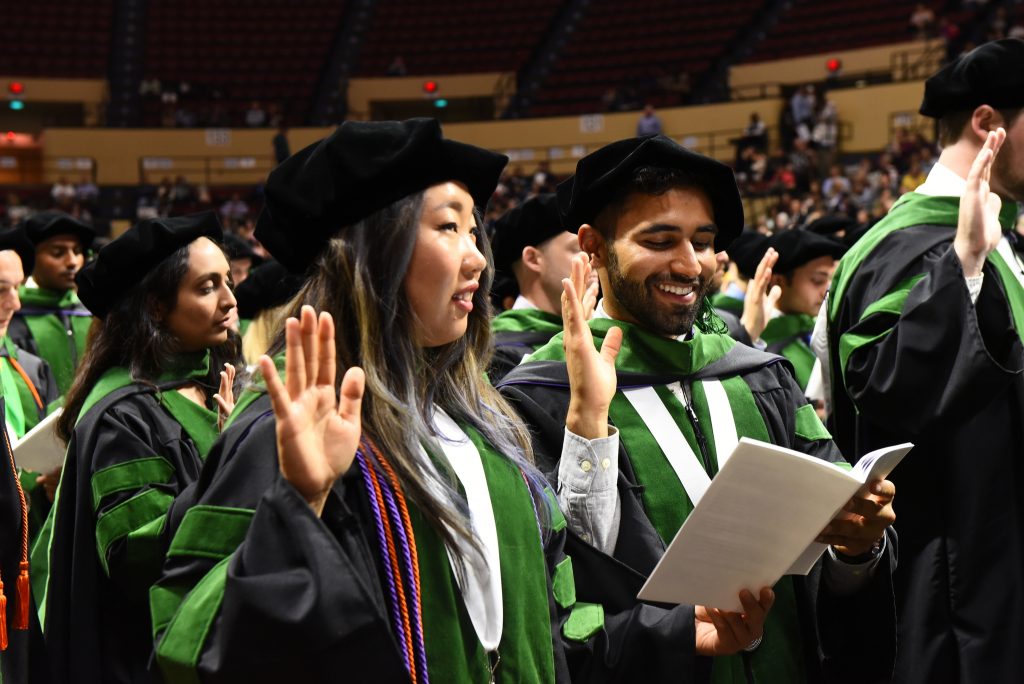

{"left": 268, "top": 191, "right": 544, "bottom": 555}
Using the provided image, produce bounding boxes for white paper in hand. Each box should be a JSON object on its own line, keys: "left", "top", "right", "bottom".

{"left": 636, "top": 437, "right": 912, "bottom": 612}
{"left": 11, "top": 408, "right": 66, "bottom": 473}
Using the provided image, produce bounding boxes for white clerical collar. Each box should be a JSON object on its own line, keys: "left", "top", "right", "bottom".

{"left": 914, "top": 161, "right": 967, "bottom": 197}
{"left": 593, "top": 298, "right": 693, "bottom": 341}
{"left": 511, "top": 294, "right": 537, "bottom": 311}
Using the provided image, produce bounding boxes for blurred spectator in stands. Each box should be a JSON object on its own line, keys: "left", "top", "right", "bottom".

{"left": 822, "top": 164, "right": 851, "bottom": 198}
{"left": 244, "top": 101, "right": 268, "bottom": 128}
{"left": 75, "top": 175, "right": 99, "bottom": 205}
{"left": 51, "top": 177, "right": 75, "bottom": 210}
{"left": 768, "top": 159, "right": 798, "bottom": 194}
{"left": 273, "top": 125, "right": 290, "bottom": 165}
{"left": 169, "top": 175, "right": 195, "bottom": 211}
{"left": 874, "top": 153, "right": 902, "bottom": 193}
{"left": 850, "top": 177, "right": 876, "bottom": 211}
{"left": 600, "top": 87, "right": 620, "bottom": 112}
{"left": 138, "top": 77, "right": 161, "bottom": 98}
{"left": 918, "top": 144, "right": 936, "bottom": 175}
{"left": 990, "top": 6, "right": 1009, "bottom": 39}
{"left": 4, "top": 193, "right": 29, "bottom": 227}
{"left": 207, "top": 101, "right": 230, "bottom": 128}
{"left": 872, "top": 187, "right": 897, "bottom": 220}
{"left": 657, "top": 68, "right": 690, "bottom": 106}
{"left": 909, "top": 3, "right": 936, "bottom": 38}
{"left": 1010, "top": 20, "right": 1024, "bottom": 40}
{"left": 789, "top": 138, "right": 816, "bottom": 192}
{"left": 618, "top": 84, "right": 641, "bottom": 111}
{"left": 938, "top": 16, "right": 963, "bottom": 60}
{"left": 387, "top": 55, "right": 408, "bottom": 76}
{"left": 174, "top": 106, "right": 197, "bottom": 128}
{"left": 156, "top": 177, "right": 174, "bottom": 215}
{"left": 899, "top": 156, "right": 927, "bottom": 195}
{"left": 220, "top": 192, "right": 250, "bottom": 227}
{"left": 790, "top": 85, "right": 816, "bottom": 138}
{"left": 268, "top": 103, "right": 284, "bottom": 129}
{"left": 812, "top": 94, "right": 839, "bottom": 175}
{"left": 532, "top": 161, "right": 553, "bottom": 191}
{"left": 194, "top": 185, "right": 214, "bottom": 213}
{"left": 635, "top": 104, "right": 663, "bottom": 136}
{"left": 744, "top": 112, "right": 768, "bottom": 147}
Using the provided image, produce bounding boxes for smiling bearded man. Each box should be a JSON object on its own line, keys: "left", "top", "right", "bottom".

{"left": 498, "top": 134, "right": 899, "bottom": 684}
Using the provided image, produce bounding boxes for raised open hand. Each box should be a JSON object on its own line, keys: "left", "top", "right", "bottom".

{"left": 695, "top": 587, "right": 775, "bottom": 656}
{"left": 740, "top": 247, "right": 782, "bottom": 342}
{"left": 955, "top": 127, "right": 1006, "bottom": 277}
{"left": 259, "top": 305, "right": 365, "bottom": 516}
{"left": 213, "top": 362, "right": 236, "bottom": 430}
{"left": 563, "top": 252, "right": 621, "bottom": 439}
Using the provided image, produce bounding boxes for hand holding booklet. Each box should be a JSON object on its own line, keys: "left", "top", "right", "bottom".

{"left": 637, "top": 437, "right": 912, "bottom": 612}
{"left": 10, "top": 408, "right": 65, "bottom": 473}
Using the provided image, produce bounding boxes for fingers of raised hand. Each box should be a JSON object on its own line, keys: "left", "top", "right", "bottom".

{"left": 337, "top": 366, "right": 365, "bottom": 424}
{"left": 260, "top": 354, "right": 290, "bottom": 419}
{"left": 316, "top": 311, "right": 336, "bottom": 388}
{"left": 582, "top": 280, "right": 600, "bottom": 320}
{"left": 600, "top": 325, "right": 623, "bottom": 366}
{"left": 284, "top": 316, "right": 304, "bottom": 399}
{"left": 969, "top": 128, "right": 1005, "bottom": 188}
{"left": 300, "top": 306, "right": 319, "bottom": 392}
{"left": 562, "top": 277, "right": 586, "bottom": 336}
{"left": 570, "top": 252, "right": 590, "bottom": 298}
{"left": 754, "top": 248, "right": 777, "bottom": 284}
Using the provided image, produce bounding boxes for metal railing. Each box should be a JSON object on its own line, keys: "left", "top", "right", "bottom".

{"left": 137, "top": 155, "right": 276, "bottom": 186}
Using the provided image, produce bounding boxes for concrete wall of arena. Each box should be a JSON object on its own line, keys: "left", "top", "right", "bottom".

{"left": 36, "top": 81, "right": 926, "bottom": 186}
{"left": 729, "top": 40, "right": 943, "bottom": 91}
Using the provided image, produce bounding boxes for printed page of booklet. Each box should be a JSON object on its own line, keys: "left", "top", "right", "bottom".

{"left": 11, "top": 408, "right": 65, "bottom": 473}
{"left": 637, "top": 437, "right": 913, "bottom": 612}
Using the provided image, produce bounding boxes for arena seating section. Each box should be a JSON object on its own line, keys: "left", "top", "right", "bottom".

{"left": 0, "top": 2, "right": 112, "bottom": 77}
{"left": 745, "top": 0, "right": 944, "bottom": 62}
{"left": 526, "top": 0, "right": 761, "bottom": 117}
{"left": 1, "top": 0, "right": 985, "bottom": 125}
{"left": 141, "top": 0, "right": 345, "bottom": 126}
{"left": 355, "top": 0, "right": 559, "bottom": 76}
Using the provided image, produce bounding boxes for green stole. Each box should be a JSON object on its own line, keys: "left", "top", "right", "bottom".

{"left": 0, "top": 336, "right": 42, "bottom": 438}
{"left": 73, "top": 353, "right": 219, "bottom": 459}
{"left": 412, "top": 423, "right": 556, "bottom": 683}
{"left": 492, "top": 308, "right": 563, "bottom": 343}
{"left": 18, "top": 287, "right": 92, "bottom": 395}
{"left": 761, "top": 314, "right": 816, "bottom": 390}
{"left": 829, "top": 192, "right": 1024, "bottom": 346}
{"left": 530, "top": 318, "right": 808, "bottom": 684}
{"left": 710, "top": 291, "right": 744, "bottom": 316}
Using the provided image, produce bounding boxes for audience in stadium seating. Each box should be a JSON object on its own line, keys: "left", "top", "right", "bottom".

{"left": 635, "top": 104, "right": 664, "bottom": 136}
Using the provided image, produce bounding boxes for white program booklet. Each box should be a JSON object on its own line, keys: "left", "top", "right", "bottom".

{"left": 636, "top": 437, "right": 913, "bottom": 612}
{"left": 11, "top": 408, "right": 66, "bottom": 473}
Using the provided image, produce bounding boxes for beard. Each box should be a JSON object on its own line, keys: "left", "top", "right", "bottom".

{"left": 605, "top": 245, "right": 711, "bottom": 337}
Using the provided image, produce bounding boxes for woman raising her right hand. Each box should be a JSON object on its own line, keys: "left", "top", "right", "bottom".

{"left": 152, "top": 119, "right": 772, "bottom": 683}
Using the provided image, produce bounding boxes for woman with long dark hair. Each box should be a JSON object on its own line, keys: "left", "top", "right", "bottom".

{"left": 43, "top": 212, "right": 243, "bottom": 684}
{"left": 152, "top": 120, "right": 771, "bottom": 682}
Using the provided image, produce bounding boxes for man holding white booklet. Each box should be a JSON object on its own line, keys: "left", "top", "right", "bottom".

{"left": 499, "top": 135, "right": 897, "bottom": 683}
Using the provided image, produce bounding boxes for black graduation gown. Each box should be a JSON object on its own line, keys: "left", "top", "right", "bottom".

{"left": 44, "top": 384, "right": 207, "bottom": 684}
{"left": 827, "top": 219, "right": 1024, "bottom": 683}
{"left": 0, "top": 398, "right": 50, "bottom": 684}
{"left": 490, "top": 329, "right": 561, "bottom": 382}
{"left": 152, "top": 393, "right": 714, "bottom": 683}
{"left": 498, "top": 341, "right": 898, "bottom": 684}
